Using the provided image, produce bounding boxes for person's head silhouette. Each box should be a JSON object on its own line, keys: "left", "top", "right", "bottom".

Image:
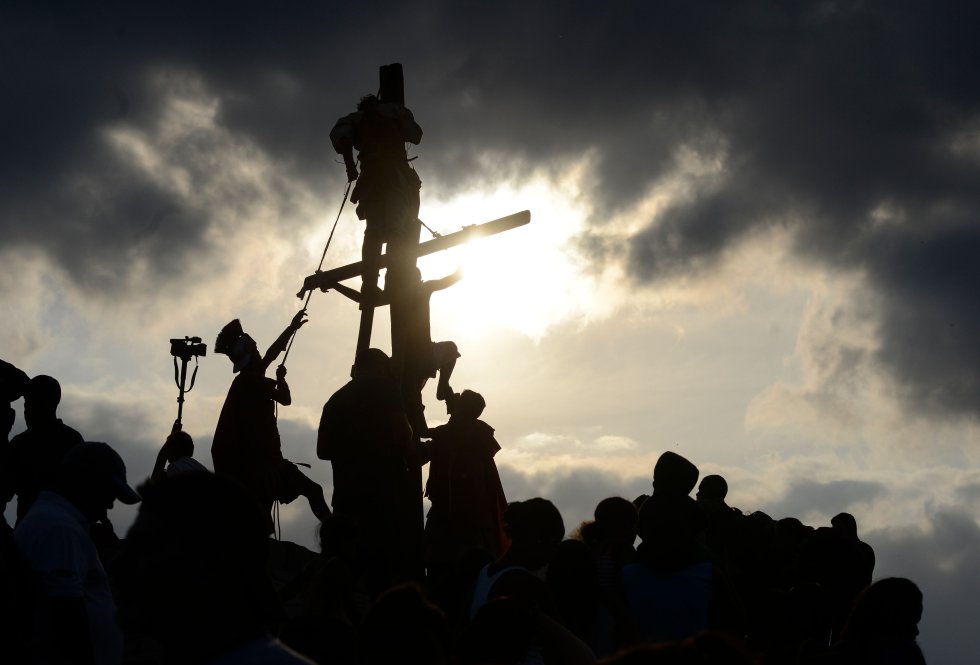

{"left": 453, "top": 390, "right": 486, "bottom": 421}
{"left": 56, "top": 441, "right": 141, "bottom": 521}
{"left": 502, "top": 498, "right": 564, "bottom": 569}
{"left": 215, "top": 319, "right": 258, "bottom": 373}
{"left": 353, "top": 347, "right": 393, "bottom": 378}
{"left": 23, "top": 374, "right": 62, "bottom": 428}
{"left": 696, "top": 474, "right": 728, "bottom": 503}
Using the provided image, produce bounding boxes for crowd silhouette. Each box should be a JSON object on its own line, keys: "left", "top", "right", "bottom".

{"left": 0, "top": 66, "right": 929, "bottom": 664}
{"left": 1, "top": 356, "right": 929, "bottom": 664}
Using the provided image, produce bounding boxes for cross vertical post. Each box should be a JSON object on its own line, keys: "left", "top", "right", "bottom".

{"left": 315, "top": 61, "right": 533, "bottom": 583}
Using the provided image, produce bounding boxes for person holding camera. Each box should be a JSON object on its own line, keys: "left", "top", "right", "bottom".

{"left": 212, "top": 310, "right": 331, "bottom": 532}
{"left": 149, "top": 428, "right": 208, "bottom": 484}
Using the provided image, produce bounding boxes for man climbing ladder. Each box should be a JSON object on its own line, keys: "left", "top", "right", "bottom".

{"left": 330, "top": 63, "right": 423, "bottom": 354}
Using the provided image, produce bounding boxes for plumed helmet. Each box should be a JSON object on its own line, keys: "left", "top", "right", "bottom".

{"left": 215, "top": 319, "right": 244, "bottom": 355}
{"left": 215, "top": 320, "right": 255, "bottom": 373}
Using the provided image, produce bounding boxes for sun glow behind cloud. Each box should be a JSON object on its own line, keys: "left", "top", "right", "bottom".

{"left": 416, "top": 165, "right": 613, "bottom": 341}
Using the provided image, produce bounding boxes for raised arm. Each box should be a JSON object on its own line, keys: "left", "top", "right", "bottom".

{"left": 260, "top": 309, "right": 307, "bottom": 372}
{"left": 150, "top": 424, "right": 182, "bottom": 484}
{"left": 150, "top": 443, "right": 169, "bottom": 485}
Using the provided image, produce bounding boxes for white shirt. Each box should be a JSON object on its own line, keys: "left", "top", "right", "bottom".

{"left": 166, "top": 456, "right": 209, "bottom": 477}
{"left": 15, "top": 491, "right": 123, "bottom": 665}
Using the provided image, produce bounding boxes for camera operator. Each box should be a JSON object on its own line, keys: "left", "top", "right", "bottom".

{"left": 149, "top": 427, "right": 208, "bottom": 485}
{"left": 212, "top": 310, "right": 331, "bottom": 532}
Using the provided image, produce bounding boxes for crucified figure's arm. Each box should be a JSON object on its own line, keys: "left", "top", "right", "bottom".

{"left": 317, "top": 280, "right": 391, "bottom": 307}
{"left": 423, "top": 268, "right": 463, "bottom": 295}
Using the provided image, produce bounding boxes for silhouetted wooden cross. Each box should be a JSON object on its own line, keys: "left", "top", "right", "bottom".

{"left": 298, "top": 209, "right": 531, "bottom": 355}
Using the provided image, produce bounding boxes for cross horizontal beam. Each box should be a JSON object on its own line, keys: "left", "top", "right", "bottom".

{"left": 299, "top": 210, "right": 530, "bottom": 294}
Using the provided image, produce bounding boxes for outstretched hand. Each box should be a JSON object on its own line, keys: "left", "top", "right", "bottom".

{"left": 297, "top": 272, "right": 332, "bottom": 299}
{"left": 290, "top": 309, "right": 308, "bottom": 331}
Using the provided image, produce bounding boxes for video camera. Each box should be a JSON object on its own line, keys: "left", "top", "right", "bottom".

{"left": 170, "top": 337, "right": 207, "bottom": 362}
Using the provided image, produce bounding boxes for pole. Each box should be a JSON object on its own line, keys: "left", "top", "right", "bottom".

{"left": 173, "top": 356, "right": 190, "bottom": 431}
{"left": 356, "top": 305, "right": 375, "bottom": 357}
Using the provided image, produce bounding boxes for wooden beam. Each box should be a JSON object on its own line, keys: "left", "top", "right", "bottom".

{"left": 299, "top": 210, "right": 530, "bottom": 294}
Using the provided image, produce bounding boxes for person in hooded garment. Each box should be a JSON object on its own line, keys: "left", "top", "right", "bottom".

{"left": 422, "top": 389, "right": 508, "bottom": 577}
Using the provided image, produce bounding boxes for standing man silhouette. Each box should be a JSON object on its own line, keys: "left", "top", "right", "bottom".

{"left": 6, "top": 375, "right": 83, "bottom": 525}
{"left": 213, "top": 310, "right": 331, "bottom": 532}
{"left": 316, "top": 265, "right": 462, "bottom": 435}
{"left": 317, "top": 348, "right": 417, "bottom": 592}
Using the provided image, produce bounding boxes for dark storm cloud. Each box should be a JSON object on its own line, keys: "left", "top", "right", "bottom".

{"left": 763, "top": 478, "right": 887, "bottom": 520}
{"left": 566, "top": 3, "right": 980, "bottom": 420}
{"left": 953, "top": 481, "right": 980, "bottom": 509}
{"left": 6, "top": 2, "right": 980, "bottom": 415}
{"left": 1, "top": 3, "right": 359, "bottom": 295}
{"left": 868, "top": 226, "right": 980, "bottom": 415}
{"left": 3, "top": 6, "right": 208, "bottom": 293}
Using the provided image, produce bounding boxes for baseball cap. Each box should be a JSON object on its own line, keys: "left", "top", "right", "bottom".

{"left": 62, "top": 442, "right": 141, "bottom": 505}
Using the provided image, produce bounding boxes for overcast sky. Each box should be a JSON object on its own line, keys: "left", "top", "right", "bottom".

{"left": 4, "top": 2, "right": 980, "bottom": 661}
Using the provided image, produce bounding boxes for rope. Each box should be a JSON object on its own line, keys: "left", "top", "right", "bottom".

{"left": 280, "top": 179, "right": 353, "bottom": 367}
{"left": 419, "top": 217, "right": 441, "bottom": 239}
{"left": 274, "top": 500, "right": 281, "bottom": 542}
{"left": 270, "top": 173, "right": 356, "bottom": 543}
{"left": 273, "top": 179, "right": 352, "bottom": 426}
